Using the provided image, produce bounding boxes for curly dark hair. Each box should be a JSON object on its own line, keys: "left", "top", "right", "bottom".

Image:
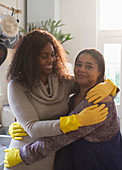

{"left": 7, "top": 29, "right": 70, "bottom": 90}
{"left": 75, "top": 48, "right": 105, "bottom": 83}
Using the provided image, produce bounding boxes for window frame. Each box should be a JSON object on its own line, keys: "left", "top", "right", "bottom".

{"left": 98, "top": 30, "right": 122, "bottom": 118}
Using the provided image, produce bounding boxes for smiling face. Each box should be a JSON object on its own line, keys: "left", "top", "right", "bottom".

{"left": 39, "top": 42, "right": 56, "bottom": 84}
{"left": 74, "top": 53, "right": 100, "bottom": 88}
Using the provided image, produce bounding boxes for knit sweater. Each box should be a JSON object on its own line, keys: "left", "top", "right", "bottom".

{"left": 6, "top": 74, "right": 76, "bottom": 170}
{"left": 20, "top": 97, "right": 120, "bottom": 165}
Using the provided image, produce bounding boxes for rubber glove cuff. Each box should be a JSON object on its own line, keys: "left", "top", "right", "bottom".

{"left": 60, "top": 114, "right": 80, "bottom": 133}
{"left": 105, "top": 79, "right": 117, "bottom": 96}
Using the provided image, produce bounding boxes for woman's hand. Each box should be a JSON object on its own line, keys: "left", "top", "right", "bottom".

{"left": 60, "top": 104, "right": 108, "bottom": 133}
{"left": 9, "top": 122, "right": 27, "bottom": 140}
{"left": 76, "top": 104, "right": 108, "bottom": 126}
{"left": 86, "top": 79, "right": 117, "bottom": 104}
{"left": 4, "top": 148, "right": 22, "bottom": 168}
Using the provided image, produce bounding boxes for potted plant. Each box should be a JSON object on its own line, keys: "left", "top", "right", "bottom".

{"left": 20, "top": 18, "right": 73, "bottom": 54}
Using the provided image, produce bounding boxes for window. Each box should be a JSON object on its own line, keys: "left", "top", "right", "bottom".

{"left": 98, "top": 0, "right": 122, "bottom": 118}
{"left": 104, "top": 43, "right": 121, "bottom": 104}
{"left": 100, "top": 0, "right": 122, "bottom": 30}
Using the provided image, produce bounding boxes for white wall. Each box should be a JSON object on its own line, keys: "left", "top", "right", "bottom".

{"left": 27, "top": 0, "right": 60, "bottom": 24}
{"left": 60, "top": 0, "right": 97, "bottom": 65}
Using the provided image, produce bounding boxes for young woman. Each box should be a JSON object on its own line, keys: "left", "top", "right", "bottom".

{"left": 4, "top": 31, "right": 116, "bottom": 170}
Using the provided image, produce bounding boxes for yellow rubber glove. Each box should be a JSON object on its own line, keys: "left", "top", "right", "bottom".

{"left": 4, "top": 148, "right": 22, "bottom": 168}
{"left": 76, "top": 104, "right": 108, "bottom": 126}
{"left": 9, "top": 122, "right": 27, "bottom": 140}
{"left": 60, "top": 104, "right": 108, "bottom": 133}
{"left": 86, "top": 79, "right": 117, "bottom": 104}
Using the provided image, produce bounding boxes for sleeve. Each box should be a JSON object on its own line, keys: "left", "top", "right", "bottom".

{"left": 8, "top": 81, "right": 62, "bottom": 138}
{"left": 19, "top": 99, "right": 117, "bottom": 165}
{"left": 112, "top": 87, "right": 120, "bottom": 99}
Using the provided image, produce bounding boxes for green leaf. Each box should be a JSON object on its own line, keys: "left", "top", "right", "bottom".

{"left": 19, "top": 27, "right": 27, "bottom": 34}
{"left": 19, "top": 19, "right": 73, "bottom": 54}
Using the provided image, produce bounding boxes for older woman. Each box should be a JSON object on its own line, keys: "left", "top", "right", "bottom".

{"left": 55, "top": 49, "right": 122, "bottom": 170}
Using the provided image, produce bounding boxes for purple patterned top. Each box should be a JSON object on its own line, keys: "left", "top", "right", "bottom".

{"left": 20, "top": 98, "right": 120, "bottom": 165}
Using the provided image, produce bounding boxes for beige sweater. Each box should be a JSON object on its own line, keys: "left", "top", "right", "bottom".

{"left": 4, "top": 74, "right": 75, "bottom": 170}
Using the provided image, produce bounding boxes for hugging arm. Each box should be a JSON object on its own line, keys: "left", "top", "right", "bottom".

{"left": 18, "top": 101, "right": 110, "bottom": 165}
{"left": 8, "top": 79, "right": 117, "bottom": 139}
{"left": 4, "top": 101, "right": 108, "bottom": 167}
{"left": 4, "top": 80, "right": 117, "bottom": 167}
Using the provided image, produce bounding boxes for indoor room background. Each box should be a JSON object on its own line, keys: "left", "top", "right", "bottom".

{"left": 0, "top": 0, "right": 122, "bottom": 129}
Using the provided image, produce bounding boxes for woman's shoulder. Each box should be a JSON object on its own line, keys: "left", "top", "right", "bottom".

{"left": 8, "top": 79, "right": 21, "bottom": 86}
{"left": 8, "top": 79, "right": 25, "bottom": 91}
